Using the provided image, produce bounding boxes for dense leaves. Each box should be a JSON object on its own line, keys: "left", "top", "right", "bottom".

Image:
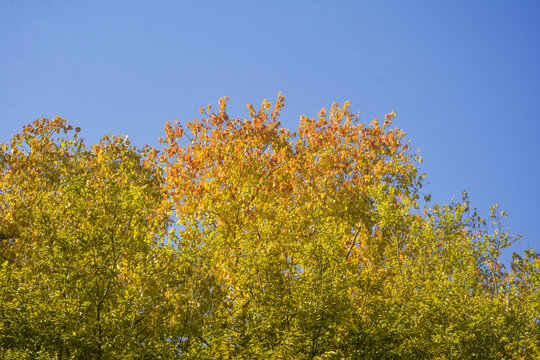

{"left": 0, "top": 119, "right": 179, "bottom": 358}
{"left": 0, "top": 97, "right": 538, "bottom": 359}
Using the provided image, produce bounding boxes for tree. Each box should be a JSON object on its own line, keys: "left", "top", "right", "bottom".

{"left": 0, "top": 97, "right": 538, "bottom": 359}
{"left": 159, "top": 95, "right": 539, "bottom": 359}
{"left": 0, "top": 118, "right": 182, "bottom": 359}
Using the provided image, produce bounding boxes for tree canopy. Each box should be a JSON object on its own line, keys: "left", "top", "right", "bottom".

{"left": 0, "top": 96, "right": 538, "bottom": 359}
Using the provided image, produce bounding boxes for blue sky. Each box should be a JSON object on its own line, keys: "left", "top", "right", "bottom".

{"left": 1, "top": 1, "right": 539, "bottom": 261}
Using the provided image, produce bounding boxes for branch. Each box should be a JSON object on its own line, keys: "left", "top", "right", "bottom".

{"left": 346, "top": 227, "right": 362, "bottom": 260}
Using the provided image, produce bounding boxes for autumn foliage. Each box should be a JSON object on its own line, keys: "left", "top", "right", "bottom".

{"left": 0, "top": 95, "right": 538, "bottom": 359}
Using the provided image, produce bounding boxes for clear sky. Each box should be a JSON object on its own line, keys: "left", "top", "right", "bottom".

{"left": 1, "top": 1, "right": 539, "bottom": 261}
